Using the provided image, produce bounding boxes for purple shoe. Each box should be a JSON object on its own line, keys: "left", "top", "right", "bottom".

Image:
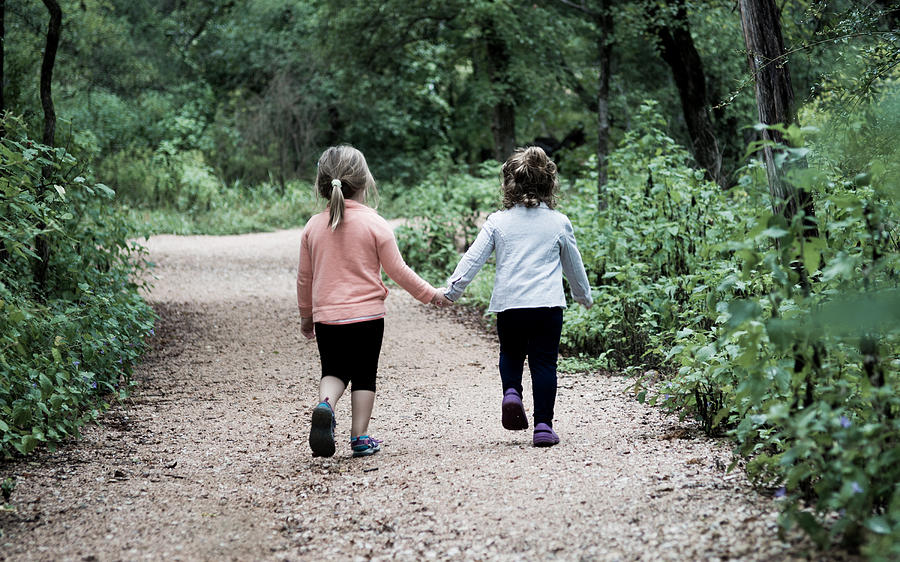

{"left": 502, "top": 388, "right": 528, "bottom": 430}
{"left": 533, "top": 423, "right": 560, "bottom": 447}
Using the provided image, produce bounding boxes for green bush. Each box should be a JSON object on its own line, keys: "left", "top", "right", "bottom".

{"left": 559, "top": 101, "right": 752, "bottom": 369}
{"left": 98, "top": 145, "right": 220, "bottom": 211}
{"left": 0, "top": 116, "right": 155, "bottom": 457}
{"left": 124, "top": 178, "right": 321, "bottom": 236}
{"left": 389, "top": 162, "right": 499, "bottom": 284}
{"left": 650, "top": 93, "right": 900, "bottom": 555}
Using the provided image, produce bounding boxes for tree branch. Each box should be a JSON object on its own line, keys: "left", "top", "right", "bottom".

{"left": 555, "top": 0, "right": 599, "bottom": 18}
{"left": 182, "top": 2, "right": 235, "bottom": 53}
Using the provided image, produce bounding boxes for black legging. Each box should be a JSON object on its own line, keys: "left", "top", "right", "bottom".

{"left": 496, "top": 307, "right": 564, "bottom": 426}
{"left": 314, "top": 318, "right": 384, "bottom": 392}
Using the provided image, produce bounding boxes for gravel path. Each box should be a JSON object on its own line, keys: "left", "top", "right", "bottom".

{"left": 0, "top": 229, "right": 841, "bottom": 561}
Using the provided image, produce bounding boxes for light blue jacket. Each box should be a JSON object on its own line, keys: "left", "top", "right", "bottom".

{"left": 444, "top": 204, "right": 593, "bottom": 312}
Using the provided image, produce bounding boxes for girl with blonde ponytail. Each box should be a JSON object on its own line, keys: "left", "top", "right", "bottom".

{"left": 297, "top": 145, "right": 451, "bottom": 458}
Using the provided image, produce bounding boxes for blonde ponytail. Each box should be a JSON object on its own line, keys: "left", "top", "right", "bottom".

{"left": 329, "top": 178, "right": 345, "bottom": 231}
{"left": 315, "top": 145, "right": 377, "bottom": 230}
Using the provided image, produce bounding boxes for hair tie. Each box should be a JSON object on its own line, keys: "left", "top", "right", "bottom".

{"left": 331, "top": 178, "right": 341, "bottom": 190}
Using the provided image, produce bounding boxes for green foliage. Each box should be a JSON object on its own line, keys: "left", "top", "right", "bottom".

{"left": 557, "top": 353, "right": 609, "bottom": 374}
{"left": 561, "top": 101, "right": 749, "bottom": 369}
{"left": 389, "top": 162, "right": 499, "bottom": 284}
{"left": 1, "top": 476, "right": 15, "bottom": 504}
{"left": 650, "top": 91, "right": 900, "bottom": 555}
{"left": 125, "top": 180, "right": 321, "bottom": 236}
{"left": 0, "top": 117, "right": 155, "bottom": 458}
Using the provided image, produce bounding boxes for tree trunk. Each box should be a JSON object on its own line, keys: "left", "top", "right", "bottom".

{"left": 484, "top": 21, "right": 516, "bottom": 162}
{"left": 595, "top": 3, "right": 612, "bottom": 210}
{"left": 40, "top": 0, "right": 61, "bottom": 147}
{"left": 874, "top": 0, "right": 898, "bottom": 29}
{"left": 0, "top": 0, "right": 5, "bottom": 263}
{"left": 491, "top": 102, "right": 516, "bottom": 163}
{"left": 35, "top": 0, "right": 62, "bottom": 295}
{"left": 1, "top": 0, "right": 5, "bottom": 126}
{"left": 738, "top": 0, "right": 816, "bottom": 232}
{"left": 652, "top": 0, "right": 725, "bottom": 187}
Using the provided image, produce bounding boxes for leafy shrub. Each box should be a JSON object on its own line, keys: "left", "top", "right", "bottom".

{"left": 389, "top": 162, "right": 499, "bottom": 284}
{"left": 652, "top": 92, "right": 900, "bottom": 555}
{"left": 559, "top": 101, "right": 751, "bottom": 369}
{"left": 98, "top": 145, "right": 220, "bottom": 211}
{"left": 124, "top": 178, "right": 321, "bottom": 236}
{"left": 0, "top": 116, "right": 155, "bottom": 457}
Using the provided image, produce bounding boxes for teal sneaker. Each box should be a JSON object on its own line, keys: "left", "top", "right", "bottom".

{"left": 350, "top": 435, "right": 382, "bottom": 457}
{"left": 309, "top": 398, "right": 336, "bottom": 457}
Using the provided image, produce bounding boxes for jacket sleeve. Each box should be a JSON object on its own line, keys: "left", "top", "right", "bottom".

{"left": 559, "top": 217, "right": 593, "bottom": 307}
{"left": 444, "top": 221, "right": 495, "bottom": 302}
{"left": 297, "top": 227, "right": 314, "bottom": 317}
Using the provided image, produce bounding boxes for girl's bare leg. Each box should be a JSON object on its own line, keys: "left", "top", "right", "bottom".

{"left": 319, "top": 376, "right": 346, "bottom": 406}
{"left": 350, "top": 390, "right": 376, "bottom": 438}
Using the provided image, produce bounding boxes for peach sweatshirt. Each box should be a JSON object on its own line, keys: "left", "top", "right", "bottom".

{"left": 297, "top": 200, "right": 438, "bottom": 323}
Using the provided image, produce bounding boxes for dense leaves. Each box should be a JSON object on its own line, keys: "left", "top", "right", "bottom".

{"left": 0, "top": 117, "right": 155, "bottom": 457}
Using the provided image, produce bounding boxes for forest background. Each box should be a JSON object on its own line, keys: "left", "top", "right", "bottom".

{"left": 1, "top": 0, "right": 898, "bottom": 558}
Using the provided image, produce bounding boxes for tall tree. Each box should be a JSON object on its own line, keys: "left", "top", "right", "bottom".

{"left": 39, "top": 0, "right": 60, "bottom": 147}
{"left": 651, "top": 0, "right": 725, "bottom": 187}
{"left": 594, "top": 2, "right": 612, "bottom": 208}
{"left": 1, "top": 0, "right": 5, "bottom": 126}
{"left": 483, "top": 16, "right": 516, "bottom": 162}
{"left": 738, "top": 0, "right": 815, "bottom": 231}
{"left": 556, "top": 0, "right": 614, "bottom": 208}
{"left": 35, "top": 0, "right": 61, "bottom": 294}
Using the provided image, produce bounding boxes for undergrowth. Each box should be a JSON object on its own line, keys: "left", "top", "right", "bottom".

{"left": 1, "top": 116, "right": 155, "bottom": 458}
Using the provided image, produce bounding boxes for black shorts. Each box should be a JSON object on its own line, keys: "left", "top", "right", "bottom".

{"left": 314, "top": 318, "right": 384, "bottom": 392}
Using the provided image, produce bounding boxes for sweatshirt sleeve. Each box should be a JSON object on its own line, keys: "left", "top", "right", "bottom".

{"left": 297, "top": 226, "right": 314, "bottom": 317}
{"left": 376, "top": 224, "right": 437, "bottom": 304}
{"left": 444, "top": 220, "right": 495, "bottom": 302}
{"left": 559, "top": 217, "right": 593, "bottom": 307}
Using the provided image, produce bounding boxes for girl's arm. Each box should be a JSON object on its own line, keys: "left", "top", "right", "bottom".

{"left": 377, "top": 228, "right": 439, "bottom": 304}
{"left": 444, "top": 222, "right": 495, "bottom": 302}
{"left": 297, "top": 229, "right": 316, "bottom": 337}
{"left": 559, "top": 218, "right": 593, "bottom": 308}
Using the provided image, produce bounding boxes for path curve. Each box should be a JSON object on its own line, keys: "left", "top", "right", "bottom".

{"left": 1, "top": 229, "right": 831, "bottom": 561}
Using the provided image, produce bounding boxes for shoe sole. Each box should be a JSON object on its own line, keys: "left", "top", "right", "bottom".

{"left": 533, "top": 430, "right": 560, "bottom": 447}
{"left": 533, "top": 436, "right": 559, "bottom": 447}
{"left": 351, "top": 445, "right": 381, "bottom": 458}
{"left": 309, "top": 405, "right": 335, "bottom": 457}
{"left": 502, "top": 397, "right": 529, "bottom": 431}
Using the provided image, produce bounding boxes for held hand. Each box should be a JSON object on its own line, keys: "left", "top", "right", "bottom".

{"left": 431, "top": 292, "right": 453, "bottom": 308}
{"left": 300, "top": 317, "right": 315, "bottom": 339}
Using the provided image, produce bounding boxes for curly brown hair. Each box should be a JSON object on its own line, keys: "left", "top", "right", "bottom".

{"left": 501, "top": 146, "right": 559, "bottom": 209}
